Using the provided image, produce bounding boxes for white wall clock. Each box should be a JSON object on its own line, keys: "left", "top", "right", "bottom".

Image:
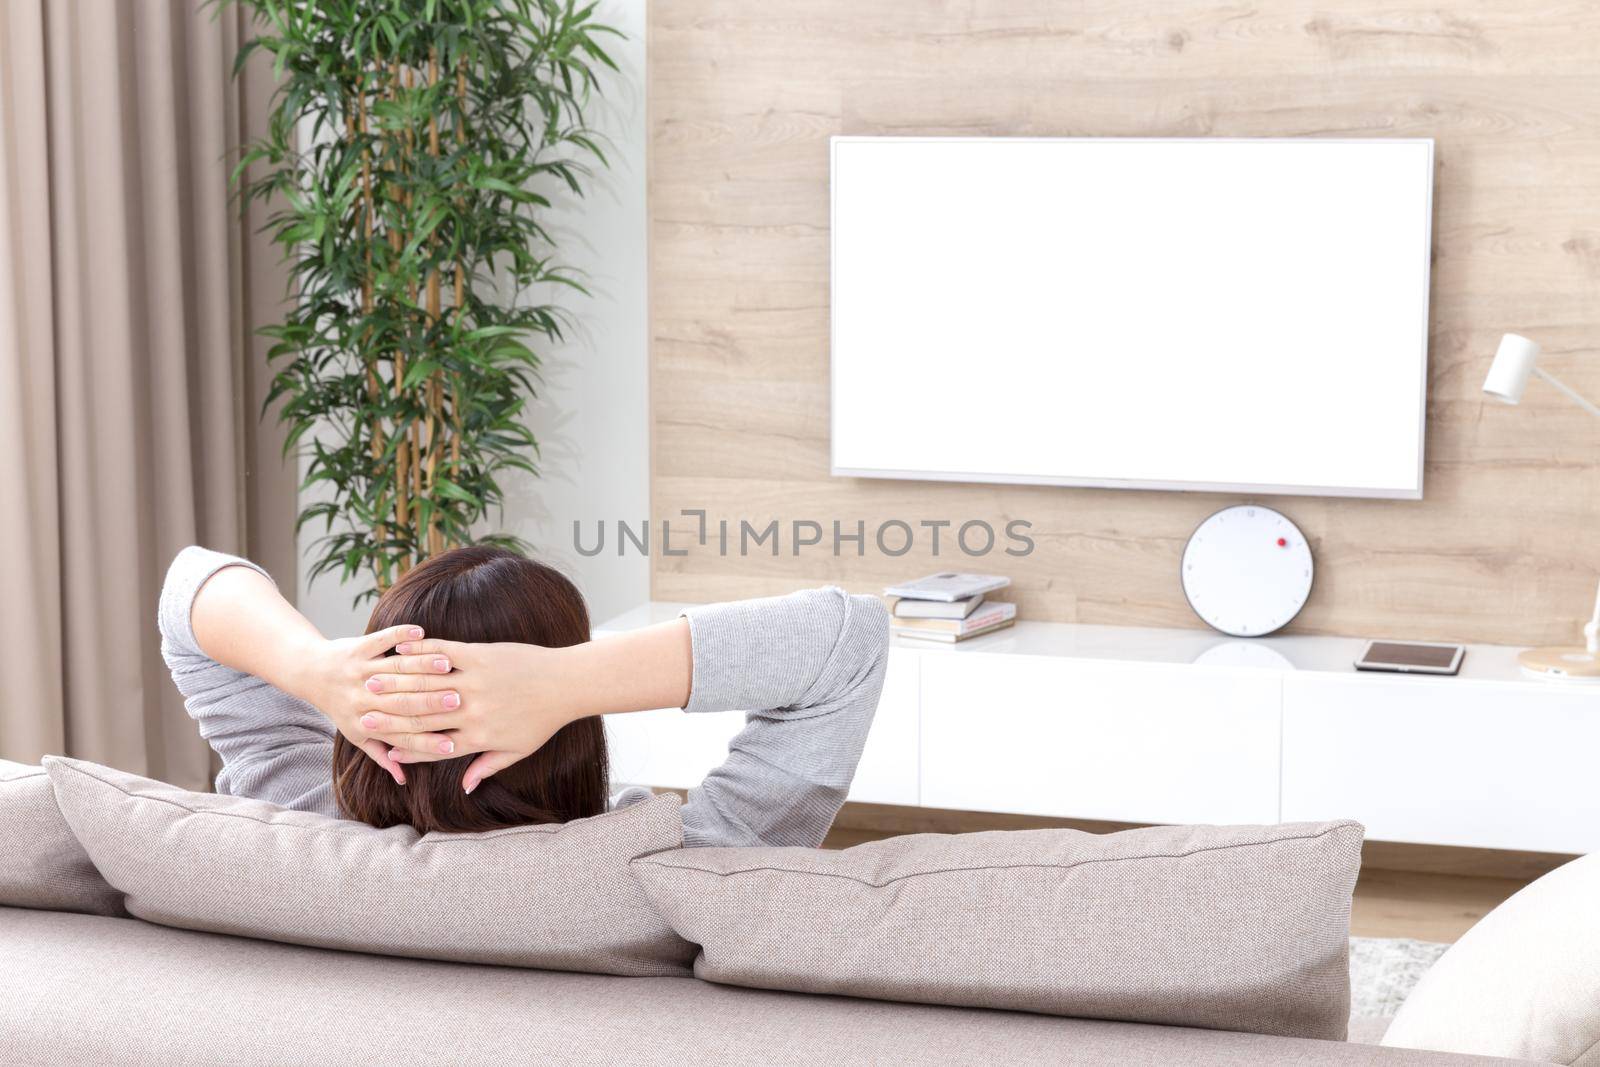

{"left": 1181, "top": 505, "right": 1314, "bottom": 637}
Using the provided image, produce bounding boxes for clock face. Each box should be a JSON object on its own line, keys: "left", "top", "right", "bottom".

{"left": 1181, "top": 505, "right": 1313, "bottom": 637}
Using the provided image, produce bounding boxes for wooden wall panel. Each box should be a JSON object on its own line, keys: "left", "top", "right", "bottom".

{"left": 649, "top": 1, "right": 1600, "bottom": 646}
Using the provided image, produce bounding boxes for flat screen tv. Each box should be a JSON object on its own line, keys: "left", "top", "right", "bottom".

{"left": 829, "top": 137, "right": 1435, "bottom": 499}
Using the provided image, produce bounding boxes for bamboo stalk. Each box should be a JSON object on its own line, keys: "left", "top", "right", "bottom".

{"left": 425, "top": 49, "right": 444, "bottom": 557}
{"left": 403, "top": 64, "right": 423, "bottom": 550}
{"left": 449, "top": 59, "right": 467, "bottom": 549}
{"left": 356, "top": 74, "right": 387, "bottom": 588}
{"left": 388, "top": 59, "right": 411, "bottom": 572}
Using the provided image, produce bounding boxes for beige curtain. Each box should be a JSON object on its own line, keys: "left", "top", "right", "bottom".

{"left": 0, "top": 0, "right": 296, "bottom": 789}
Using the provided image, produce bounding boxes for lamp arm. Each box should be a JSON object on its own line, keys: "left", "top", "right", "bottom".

{"left": 1534, "top": 367, "right": 1600, "bottom": 422}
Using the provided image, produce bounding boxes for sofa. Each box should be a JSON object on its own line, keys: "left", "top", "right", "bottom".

{"left": 0, "top": 907, "right": 1536, "bottom": 1066}
{"left": 10, "top": 752, "right": 1587, "bottom": 1065}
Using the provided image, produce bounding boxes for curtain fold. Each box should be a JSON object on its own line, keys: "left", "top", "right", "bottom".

{"left": 0, "top": 0, "right": 296, "bottom": 789}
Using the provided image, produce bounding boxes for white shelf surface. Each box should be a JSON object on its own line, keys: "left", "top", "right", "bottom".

{"left": 598, "top": 601, "right": 1541, "bottom": 687}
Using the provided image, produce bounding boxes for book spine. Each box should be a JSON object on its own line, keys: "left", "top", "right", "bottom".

{"left": 957, "top": 604, "right": 1015, "bottom": 632}
{"left": 892, "top": 602, "right": 1016, "bottom": 634}
{"left": 894, "top": 619, "right": 1015, "bottom": 643}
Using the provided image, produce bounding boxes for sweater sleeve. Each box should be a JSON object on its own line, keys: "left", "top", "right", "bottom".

{"left": 158, "top": 547, "right": 337, "bottom": 816}
{"left": 677, "top": 587, "right": 890, "bottom": 848}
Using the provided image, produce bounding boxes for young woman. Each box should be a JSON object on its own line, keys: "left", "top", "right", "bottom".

{"left": 159, "top": 544, "right": 890, "bottom": 847}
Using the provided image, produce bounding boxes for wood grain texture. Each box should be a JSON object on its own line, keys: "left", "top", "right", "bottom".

{"left": 649, "top": 1, "right": 1600, "bottom": 645}
{"left": 1349, "top": 869, "right": 1525, "bottom": 942}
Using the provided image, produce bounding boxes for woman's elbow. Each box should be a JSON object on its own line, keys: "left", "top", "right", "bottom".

{"left": 839, "top": 591, "right": 891, "bottom": 680}
{"left": 846, "top": 592, "right": 890, "bottom": 642}
{"left": 157, "top": 545, "right": 252, "bottom": 649}
{"left": 157, "top": 547, "right": 206, "bottom": 631}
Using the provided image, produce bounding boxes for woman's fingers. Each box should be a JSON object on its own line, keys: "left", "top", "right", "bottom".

{"left": 392, "top": 637, "right": 471, "bottom": 661}
{"left": 364, "top": 670, "right": 456, "bottom": 695}
{"left": 361, "top": 625, "right": 425, "bottom": 658}
{"left": 370, "top": 653, "right": 454, "bottom": 677}
{"left": 374, "top": 729, "right": 457, "bottom": 756}
{"left": 366, "top": 689, "right": 461, "bottom": 717}
{"left": 389, "top": 746, "right": 458, "bottom": 765}
{"left": 359, "top": 709, "right": 466, "bottom": 736}
{"left": 462, "top": 750, "right": 526, "bottom": 795}
{"left": 358, "top": 738, "right": 407, "bottom": 786}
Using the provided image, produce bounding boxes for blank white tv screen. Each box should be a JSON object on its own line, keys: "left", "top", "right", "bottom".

{"left": 830, "top": 137, "right": 1435, "bottom": 499}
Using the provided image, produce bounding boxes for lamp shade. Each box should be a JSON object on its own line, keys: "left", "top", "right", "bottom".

{"left": 1483, "top": 333, "right": 1541, "bottom": 405}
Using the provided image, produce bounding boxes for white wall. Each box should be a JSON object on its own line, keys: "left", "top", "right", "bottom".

{"left": 297, "top": 0, "right": 649, "bottom": 636}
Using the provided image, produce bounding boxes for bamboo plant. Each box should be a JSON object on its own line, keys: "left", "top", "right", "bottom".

{"left": 229, "top": 0, "right": 619, "bottom": 599}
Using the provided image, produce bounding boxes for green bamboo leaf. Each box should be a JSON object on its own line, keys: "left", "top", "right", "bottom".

{"left": 462, "top": 324, "right": 522, "bottom": 340}
{"left": 401, "top": 358, "right": 443, "bottom": 390}
{"left": 432, "top": 477, "right": 480, "bottom": 505}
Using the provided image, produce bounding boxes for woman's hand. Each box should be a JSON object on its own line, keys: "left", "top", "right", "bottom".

{"left": 285, "top": 625, "right": 460, "bottom": 786}
{"left": 357, "top": 620, "right": 692, "bottom": 795}
{"left": 354, "top": 639, "right": 582, "bottom": 794}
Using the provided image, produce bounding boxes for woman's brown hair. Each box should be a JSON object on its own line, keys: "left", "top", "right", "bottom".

{"left": 332, "top": 545, "right": 609, "bottom": 833}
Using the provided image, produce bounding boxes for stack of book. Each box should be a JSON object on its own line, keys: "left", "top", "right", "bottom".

{"left": 884, "top": 573, "right": 1016, "bottom": 642}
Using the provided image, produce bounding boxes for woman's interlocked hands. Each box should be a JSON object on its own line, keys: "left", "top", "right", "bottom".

{"left": 354, "top": 638, "right": 576, "bottom": 794}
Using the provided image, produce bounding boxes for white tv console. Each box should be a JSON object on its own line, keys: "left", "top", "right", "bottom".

{"left": 597, "top": 603, "right": 1600, "bottom": 855}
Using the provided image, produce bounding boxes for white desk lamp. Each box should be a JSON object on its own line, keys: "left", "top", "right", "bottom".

{"left": 1483, "top": 333, "right": 1600, "bottom": 680}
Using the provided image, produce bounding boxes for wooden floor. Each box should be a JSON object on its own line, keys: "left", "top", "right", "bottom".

{"left": 821, "top": 805, "right": 1552, "bottom": 943}
{"left": 1347, "top": 869, "right": 1527, "bottom": 942}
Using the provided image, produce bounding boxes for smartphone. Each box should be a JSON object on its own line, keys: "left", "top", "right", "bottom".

{"left": 1354, "top": 640, "right": 1465, "bottom": 676}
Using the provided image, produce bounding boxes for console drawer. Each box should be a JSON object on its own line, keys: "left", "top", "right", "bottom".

{"left": 918, "top": 652, "right": 1281, "bottom": 825}
{"left": 1282, "top": 673, "right": 1600, "bottom": 852}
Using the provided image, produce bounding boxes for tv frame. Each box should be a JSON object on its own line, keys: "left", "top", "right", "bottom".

{"left": 827, "top": 135, "right": 1436, "bottom": 500}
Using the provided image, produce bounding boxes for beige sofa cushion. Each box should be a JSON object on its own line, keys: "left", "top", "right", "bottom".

{"left": 0, "top": 908, "right": 1520, "bottom": 1067}
{"left": 0, "top": 759, "right": 123, "bottom": 916}
{"left": 45, "top": 756, "right": 694, "bottom": 976}
{"left": 632, "top": 820, "right": 1363, "bottom": 1040}
{"left": 1382, "top": 851, "right": 1600, "bottom": 1064}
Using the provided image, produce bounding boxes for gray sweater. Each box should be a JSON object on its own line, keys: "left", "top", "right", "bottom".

{"left": 159, "top": 547, "right": 890, "bottom": 849}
